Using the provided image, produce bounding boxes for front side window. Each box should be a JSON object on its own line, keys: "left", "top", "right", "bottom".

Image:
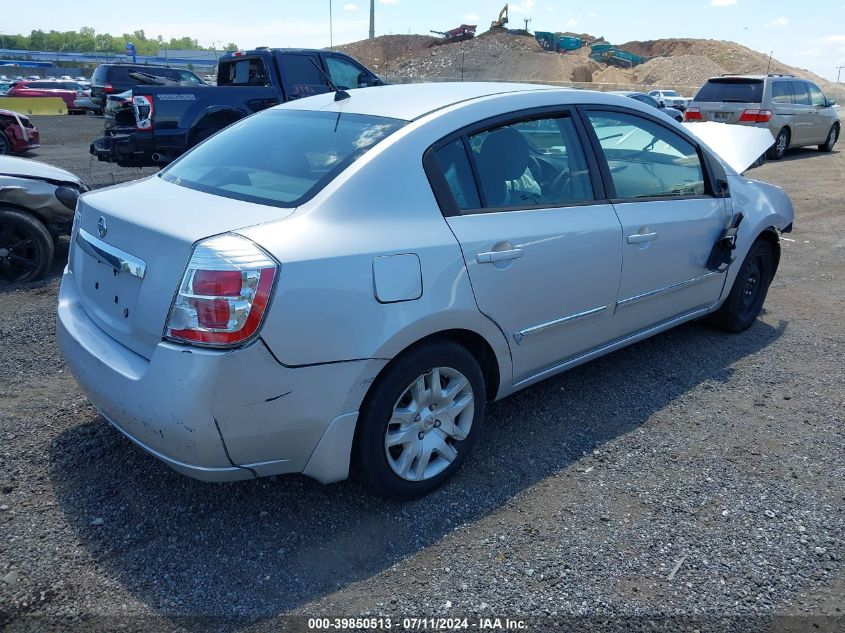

{"left": 466, "top": 115, "right": 593, "bottom": 209}
{"left": 277, "top": 54, "right": 329, "bottom": 98}
{"left": 771, "top": 81, "right": 794, "bottom": 104}
{"left": 586, "top": 111, "right": 706, "bottom": 199}
{"left": 160, "top": 110, "right": 406, "bottom": 208}
{"left": 791, "top": 81, "right": 811, "bottom": 105}
{"left": 326, "top": 56, "right": 364, "bottom": 90}
{"left": 807, "top": 83, "right": 826, "bottom": 107}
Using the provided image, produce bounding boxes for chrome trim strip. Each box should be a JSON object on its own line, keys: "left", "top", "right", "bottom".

{"left": 513, "top": 305, "right": 714, "bottom": 389}
{"left": 514, "top": 305, "right": 609, "bottom": 345}
{"left": 616, "top": 271, "right": 722, "bottom": 310}
{"left": 76, "top": 228, "right": 147, "bottom": 279}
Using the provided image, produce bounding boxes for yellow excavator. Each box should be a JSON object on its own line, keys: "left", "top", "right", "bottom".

{"left": 491, "top": 4, "right": 509, "bottom": 29}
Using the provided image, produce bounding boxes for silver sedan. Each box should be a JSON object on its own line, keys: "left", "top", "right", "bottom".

{"left": 58, "top": 83, "right": 794, "bottom": 499}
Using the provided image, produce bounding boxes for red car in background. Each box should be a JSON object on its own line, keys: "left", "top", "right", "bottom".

{"left": 0, "top": 109, "right": 40, "bottom": 154}
{"left": 5, "top": 80, "right": 85, "bottom": 112}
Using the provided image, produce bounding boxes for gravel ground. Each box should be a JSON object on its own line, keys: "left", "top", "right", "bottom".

{"left": 1, "top": 116, "right": 843, "bottom": 632}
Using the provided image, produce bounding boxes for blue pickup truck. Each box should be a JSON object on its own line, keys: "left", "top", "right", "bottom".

{"left": 90, "top": 48, "right": 384, "bottom": 167}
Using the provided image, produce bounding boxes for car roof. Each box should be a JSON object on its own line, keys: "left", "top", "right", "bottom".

{"left": 275, "top": 82, "right": 581, "bottom": 121}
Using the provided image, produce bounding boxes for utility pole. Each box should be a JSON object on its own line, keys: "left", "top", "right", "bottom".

{"left": 369, "top": 0, "right": 375, "bottom": 39}
{"left": 837, "top": 66, "right": 844, "bottom": 84}
{"left": 329, "top": 0, "right": 333, "bottom": 50}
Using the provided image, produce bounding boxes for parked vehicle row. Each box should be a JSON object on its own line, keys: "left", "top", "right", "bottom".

{"left": 59, "top": 83, "right": 793, "bottom": 499}
{"left": 90, "top": 49, "right": 384, "bottom": 167}
{"left": 685, "top": 74, "right": 839, "bottom": 160}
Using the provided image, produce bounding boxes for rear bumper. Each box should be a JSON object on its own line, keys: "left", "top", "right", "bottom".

{"left": 5, "top": 125, "right": 40, "bottom": 153}
{"left": 57, "top": 269, "right": 386, "bottom": 482}
{"left": 90, "top": 130, "right": 159, "bottom": 167}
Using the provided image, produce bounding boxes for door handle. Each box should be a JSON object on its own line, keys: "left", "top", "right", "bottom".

{"left": 476, "top": 248, "right": 523, "bottom": 264}
{"left": 627, "top": 232, "right": 658, "bottom": 244}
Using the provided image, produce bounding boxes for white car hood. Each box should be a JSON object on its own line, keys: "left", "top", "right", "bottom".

{"left": 682, "top": 122, "right": 774, "bottom": 174}
{"left": 0, "top": 155, "right": 83, "bottom": 185}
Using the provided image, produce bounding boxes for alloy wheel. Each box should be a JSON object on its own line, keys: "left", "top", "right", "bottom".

{"left": 0, "top": 221, "right": 40, "bottom": 282}
{"left": 384, "top": 367, "right": 474, "bottom": 482}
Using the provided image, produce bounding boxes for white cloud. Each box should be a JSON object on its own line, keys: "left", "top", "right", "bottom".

{"left": 566, "top": 18, "right": 579, "bottom": 28}
{"left": 379, "top": 0, "right": 399, "bottom": 5}
{"left": 765, "top": 17, "right": 789, "bottom": 28}
{"left": 509, "top": 0, "right": 536, "bottom": 14}
{"left": 710, "top": 0, "right": 737, "bottom": 6}
{"left": 464, "top": 13, "right": 480, "bottom": 22}
{"left": 823, "top": 34, "right": 845, "bottom": 43}
{"left": 343, "top": 3, "right": 358, "bottom": 11}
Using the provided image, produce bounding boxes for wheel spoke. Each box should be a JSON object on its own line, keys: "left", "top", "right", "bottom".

{"left": 9, "top": 238, "right": 34, "bottom": 253}
{"left": 385, "top": 426, "right": 417, "bottom": 448}
{"left": 0, "top": 257, "right": 16, "bottom": 281}
{"left": 429, "top": 367, "right": 443, "bottom": 400}
{"left": 437, "top": 416, "right": 468, "bottom": 441}
{"left": 414, "top": 444, "right": 434, "bottom": 479}
{"left": 432, "top": 432, "right": 459, "bottom": 463}
{"left": 409, "top": 374, "right": 427, "bottom": 407}
{"left": 444, "top": 375, "right": 468, "bottom": 400}
{"left": 443, "top": 392, "right": 473, "bottom": 419}
{"left": 395, "top": 442, "right": 419, "bottom": 478}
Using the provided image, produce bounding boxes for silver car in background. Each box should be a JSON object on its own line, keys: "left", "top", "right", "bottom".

{"left": 58, "top": 83, "right": 794, "bottom": 499}
{"left": 686, "top": 74, "right": 839, "bottom": 160}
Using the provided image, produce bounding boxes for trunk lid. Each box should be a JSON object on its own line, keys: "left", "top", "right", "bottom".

{"left": 70, "top": 176, "right": 292, "bottom": 359}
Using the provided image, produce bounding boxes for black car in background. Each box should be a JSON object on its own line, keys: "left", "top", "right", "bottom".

{"left": 90, "top": 63, "right": 206, "bottom": 109}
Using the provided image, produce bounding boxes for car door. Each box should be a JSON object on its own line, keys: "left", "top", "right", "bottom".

{"left": 789, "top": 81, "right": 813, "bottom": 145}
{"left": 807, "top": 82, "right": 832, "bottom": 144}
{"left": 581, "top": 108, "right": 729, "bottom": 337}
{"left": 426, "top": 110, "right": 623, "bottom": 383}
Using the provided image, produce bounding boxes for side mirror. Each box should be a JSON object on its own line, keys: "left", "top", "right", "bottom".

{"left": 826, "top": 98, "right": 836, "bottom": 107}
{"left": 658, "top": 102, "right": 665, "bottom": 108}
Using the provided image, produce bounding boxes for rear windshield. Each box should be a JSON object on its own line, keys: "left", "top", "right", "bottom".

{"left": 160, "top": 109, "right": 407, "bottom": 208}
{"left": 695, "top": 79, "right": 764, "bottom": 103}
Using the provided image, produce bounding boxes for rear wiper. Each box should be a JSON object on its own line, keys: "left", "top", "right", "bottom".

{"left": 722, "top": 99, "right": 749, "bottom": 103}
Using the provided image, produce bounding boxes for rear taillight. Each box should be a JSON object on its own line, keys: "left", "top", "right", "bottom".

{"left": 132, "top": 94, "right": 154, "bottom": 130}
{"left": 684, "top": 107, "right": 702, "bottom": 121}
{"left": 165, "top": 234, "right": 278, "bottom": 347}
{"left": 738, "top": 109, "right": 773, "bottom": 123}
{"left": 103, "top": 83, "right": 114, "bottom": 93}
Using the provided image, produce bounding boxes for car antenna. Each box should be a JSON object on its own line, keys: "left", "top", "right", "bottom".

{"left": 308, "top": 58, "right": 350, "bottom": 101}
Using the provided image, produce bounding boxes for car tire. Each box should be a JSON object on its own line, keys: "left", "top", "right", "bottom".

{"left": 707, "top": 238, "right": 775, "bottom": 333}
{"left": 818, "top": 123, "right": 839, "bottom": 152}
{"left": 352, "top": 340, "right": 486, "bottom": 500}
{"left": 0, "top": 207, "right": 55, "bottom": 283}
{"left": 767, "top": 128, "right": 789, "bottom": 160}
{"left": 0, "top": 133, "right": 10, "bottom": 155}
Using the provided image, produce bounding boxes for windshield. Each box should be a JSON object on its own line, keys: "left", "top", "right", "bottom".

{"left": 160, "top": 109, "right": 407, "bottom": 208}
{"left": 695, "top": 79, "right": 764, "bottom": 103}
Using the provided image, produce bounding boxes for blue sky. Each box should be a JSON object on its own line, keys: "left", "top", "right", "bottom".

{"left": 5, "top": 0, "right": 845, "bottom": 80}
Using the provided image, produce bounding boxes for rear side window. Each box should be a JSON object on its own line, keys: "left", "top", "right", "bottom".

{"left": 771, "top": 81, "right": 794, "bottom": 104}
{"left": 433, "top": 139, "right": 480, "bottom": 211}
{"left": 92, "top": 66, "right": 108, "bottom": 83}
{"left": 218, "top": 58, "right": 269, "bottom": 86}
{"left": 468, "top": 116, "right": 593, "bottom": 209}
{"left": 160, "top": 110, "right": 406, "bottom": 208}
{"left": 631, "top": 94, "right": 659, "bottom": 108}
{"left": 586, "top": 111, "right": 705, "bottom": 199}
{"left": 695, "top": 79, "right": 763, "bottom": 103}
{"left": 277, "top": 54, "right": 329, "bottom": 98}
{"left": 791, "top": 81, "right": 811, "bottom": 105}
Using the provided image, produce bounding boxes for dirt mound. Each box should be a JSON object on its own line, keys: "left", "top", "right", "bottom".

{"left": 592, "top": 66, "right": 635, "bottom": 84}
{"left": 632, "top": 55, "right": 725, "bottom": 89}
{"left": 332, "top": 34, "right": 437, "bottom": 71}
{"left": 385, "top": 29, "right": 599, "bottom": 83}
{"left": 621, "top": 38, "right": 836, "bottom": 90}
